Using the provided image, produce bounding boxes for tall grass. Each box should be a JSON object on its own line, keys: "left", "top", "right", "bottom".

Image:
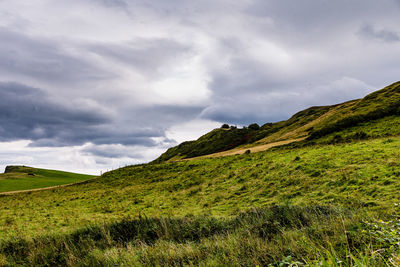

{"left": 1, "top": 205, "right": 398, "bottom": 266}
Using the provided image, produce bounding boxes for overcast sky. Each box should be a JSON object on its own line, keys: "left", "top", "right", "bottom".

{"left": 0, "top": 0, "right": 399, "bottom": 174}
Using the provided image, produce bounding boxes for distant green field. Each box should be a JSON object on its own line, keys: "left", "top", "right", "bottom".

{"left": 0, "top": 166, "right": 95, "bottom": 193}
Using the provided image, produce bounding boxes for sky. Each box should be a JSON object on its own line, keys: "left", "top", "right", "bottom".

{"left": 0, "top": 0, "right": 400, "bottom": 174}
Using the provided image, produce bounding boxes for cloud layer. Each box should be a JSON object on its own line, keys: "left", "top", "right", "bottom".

{"left": 0, "top": 0, "right": 400, "bottom": 173}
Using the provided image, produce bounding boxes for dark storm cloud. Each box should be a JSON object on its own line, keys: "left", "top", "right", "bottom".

{"left": 358, "top": 24, "right": 400, "bottom": 42}
{"left": 83, "top": 145, "right": 140, "bottom": 159}
{"left": 27, "top": 127, "right": 160, "bottom": 147}
{"left": 0, "top": 82, "right": 203, "bottom": 148}
{"left": 0, "top": 82, "right": 109, "bottom": 142}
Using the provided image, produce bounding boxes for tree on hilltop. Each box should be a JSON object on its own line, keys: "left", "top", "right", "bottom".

{"left": 221, "top": 124, "right": 230, "bottom": 129}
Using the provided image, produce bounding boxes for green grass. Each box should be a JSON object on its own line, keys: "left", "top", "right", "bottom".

{"left": 0, "top": 166, "right": 95, "bottom": 193}
{"left": 315, "top": 115, "right": 400, "bottom": 144}
{"left": 1, "top": 135, "right": 400, "bottom": 265}
{"left": 308, "top": 81, "right": 400, "bottom": 139}
{"left": 0, "top": 205, "right": 376, "bottom": 266}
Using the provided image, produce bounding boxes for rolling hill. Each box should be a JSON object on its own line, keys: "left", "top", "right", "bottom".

{"left": 155, "top": 81, "right": 400, "bottom": 162}
{"left": 0, "top": 166, "right": 95, "bottom": 193}
{"left": 0, "top": 82, "right": 400, "bottom": 266}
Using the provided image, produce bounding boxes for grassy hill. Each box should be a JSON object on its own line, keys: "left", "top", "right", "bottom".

{"left": 1, "top": 136, "right": 400, "bottom": 265}
{"left": 0, "top": 166, "right": 95, "bottom": 193}
{"left": 154, "top": 127, "right": 259, "bottom": 162}
{"left": 155, "top": 81, "right": 400, "bottom": 162}
{"left": 0, "top": 82, "right": 400, "bottom": 265}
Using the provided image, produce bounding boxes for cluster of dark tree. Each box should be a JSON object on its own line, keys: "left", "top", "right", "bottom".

{"left": 221, "top": 123, "right": 260, "bottom": 130}
{"left": 220, "top": 124, "right": 237, "bottom": 130}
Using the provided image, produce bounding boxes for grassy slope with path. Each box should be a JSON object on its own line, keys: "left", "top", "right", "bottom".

{"left": 3, "top": 134, "right": 400, "bottom": 237}
{"left": 0, "top": 166, "right": 95, "bottom": 193}
{"left": 185, "top": 137, "right": 306, "bottom": 160}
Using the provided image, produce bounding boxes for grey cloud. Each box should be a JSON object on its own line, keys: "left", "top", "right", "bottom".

{"left": 92, "top": 0, "right": 127, "bottom": 8}
{"left": 0, "top": 82, "right": 204, "bottom": 147}
{"left": 246, "top": 1, "right": 390, "bottom": 28}
{"left": 0, "top": 28, "right": 113, "bottom": 84}
{"left": 243, "top": 0, "right": 400, "bottom": 49}
{"left": 209, "top": 57, "right": 292, "bottom": 96}
{"left": 194, "top": 1, "right": 400, "bottom": 126}
{"left": 82, "top": 145, "right": 146, "bottom": 159}
{"left": 27, "top": 130, "right": 160, "bottom": 147}
{"left": 0, "top": 82, "right": 110, "bottom": 142}
{"left": 358, "top": 24, "right": 400, "bottom": 42}
{"left": 89, "top": 38, "right": 191, "bottom": 77}
{"left": 202, "top": 66, "right": 375, "bottom": 125}
{"left": 82, "top": 137, "right": 176, "bottom": 159}
{"left": 1, "top": 0, "right": 400, "bottom": 171}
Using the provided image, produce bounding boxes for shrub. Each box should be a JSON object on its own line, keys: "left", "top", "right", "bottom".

{"left": 329, "top": 134, "right": 344, "bottom": 144}
{"left": 353, "top": 131, "right": 368, "bottom": 140}
{"left": 248, "top": 123, "right": 260, "bottom": 130}
{"left": 221, "top": 124, "right": 230, "bottom": 129}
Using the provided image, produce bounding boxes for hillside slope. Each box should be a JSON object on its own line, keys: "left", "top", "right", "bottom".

{"left": 155, "top": 81, "right": 400, "bottom": 162}
{"left": 1, "top": 135, "right": 400, "bottom": 265}
{"left": 0, "top": 166, "right": 95, "bottom": 193}
{"left": 0, "top": 136, "right": 399, "bottom": 236}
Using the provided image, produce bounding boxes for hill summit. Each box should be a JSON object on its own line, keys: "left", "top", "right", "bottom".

{"left": 155, "top": 81, "right": 400, "bottom": 162}
{"left": 4, "top": 165, "right": 35, "bottom": 174}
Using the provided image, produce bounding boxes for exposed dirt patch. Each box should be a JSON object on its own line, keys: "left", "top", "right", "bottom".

{"left": 184, "top": 137, "right": 306, "bottom": 160}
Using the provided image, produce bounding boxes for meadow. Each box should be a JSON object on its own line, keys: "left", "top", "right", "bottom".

{"left": 0, "top": 166, "right": 95, "bottom": 193}
{"left": 1, "top": 134, "right": 400, "bottom": 265}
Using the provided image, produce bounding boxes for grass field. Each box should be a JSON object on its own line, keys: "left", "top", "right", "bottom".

{"left": 1, "top": 133, "right": 400, "bottom": 265}
{"left": 0, "top": 166, "right": 95, "bottom": 193}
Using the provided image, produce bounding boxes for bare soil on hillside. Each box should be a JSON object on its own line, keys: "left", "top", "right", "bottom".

{"left": 185, "top": 137, "right": 306, "bottom": 160}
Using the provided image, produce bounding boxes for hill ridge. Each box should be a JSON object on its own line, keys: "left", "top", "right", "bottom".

{"left": 155, "top": 81, "right": 400, "bottom": 162}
